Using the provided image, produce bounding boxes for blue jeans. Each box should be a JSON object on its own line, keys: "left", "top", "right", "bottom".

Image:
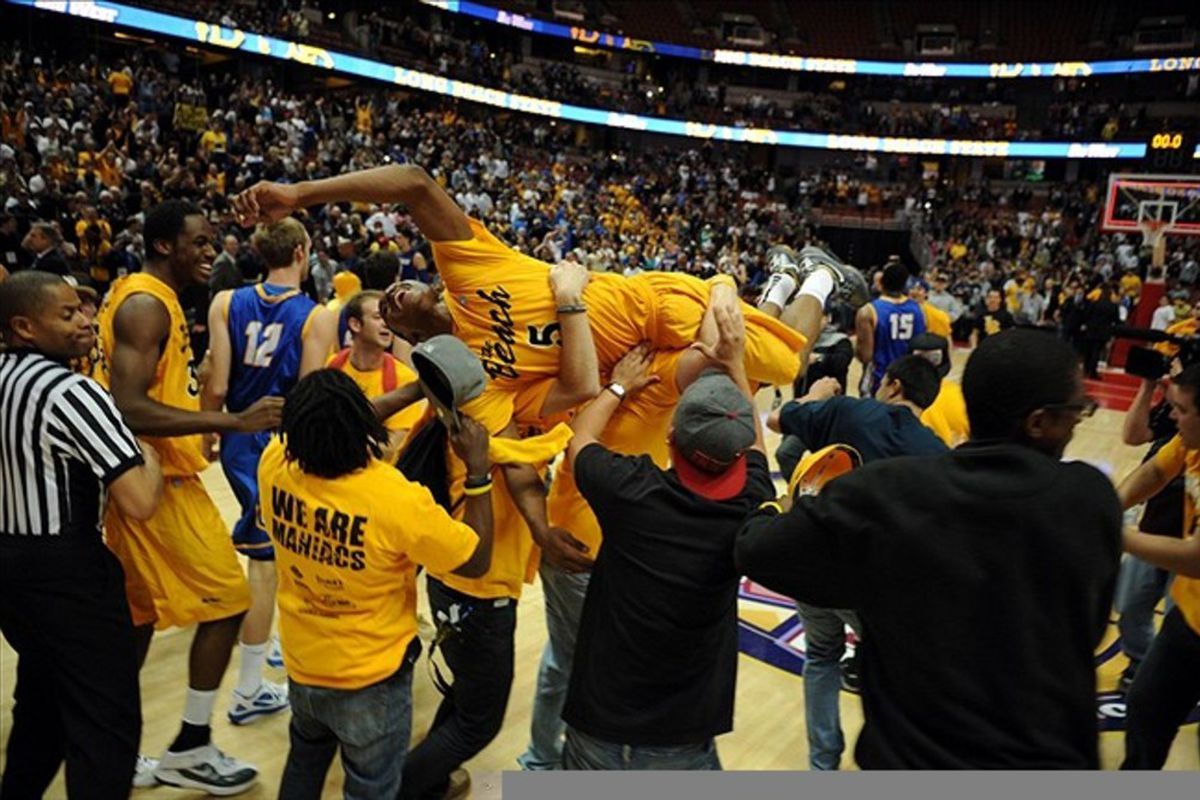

{"left": 278, "top": 656, "right": 416, "bottom": 800}
{"left": 517, "top": 562, "right": 591, "bottom": 770}
{"left": 562, "top": 727, "right": 721, "bottom": 770}
{"left": 797, "top": 602, "right": 860, "bottom": 771}
{"left": 775, "top": 434, "right": 804, "bottom": 485}
{"left": 1115, "top": 554, "right": 1174, "bottom": 670}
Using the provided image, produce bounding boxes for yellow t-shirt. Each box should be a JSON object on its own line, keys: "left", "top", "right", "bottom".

{"left": 259, "top": 437, "right": 478, "bottom": 689}
{"left": 921, "top": 301, "right": 952, "bottom": 339}
{"left": 1120, "top": 273, "right": 1142, "bottom": 299}
{"left": 107, "top": 70, "right": 132, "bottom": 96}
{"left": 200, "top": 129, "right": 227, "bottom": 156}
{"left": 920, "top": 379, "right": 970, "bottom": 448}
{"left": 1151, "top": 434, "right": 1200, "bottom": 636}
{"left": 326, "top": 353, "right": 427, "bottom": 432}
{"left": 94, "top": 272, "right": 206, "bottom": 477}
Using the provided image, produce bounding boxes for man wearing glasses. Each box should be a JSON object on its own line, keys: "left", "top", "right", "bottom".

{"left": 737, "top": 328, "right": 1119, "bottom": 768}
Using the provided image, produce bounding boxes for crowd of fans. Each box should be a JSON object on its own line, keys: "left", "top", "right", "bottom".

{"left": 3, "top": 36, "right": 1199, "bottom": 368}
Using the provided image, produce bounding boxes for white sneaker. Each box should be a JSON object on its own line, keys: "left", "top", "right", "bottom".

{"left": 227, "top": 680, "right": 290, "bottom": 725}
{"left": 266, "top": 635, "right": 284, "bottom": 669}
{"left": 153, "top": 744, "right": 258, "bottom": 796}
{"left": 132, "top": 754, "right": 159, "bottom": 788}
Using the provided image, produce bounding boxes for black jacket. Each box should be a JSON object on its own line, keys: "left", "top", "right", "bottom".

{"left": 736, "top": 441, "right": 1121, "bottom": 769}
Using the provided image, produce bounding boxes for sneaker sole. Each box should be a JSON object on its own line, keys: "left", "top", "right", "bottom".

{"left": 227, "top": 702, "right": 290, "bottom": 726}
{"left": 153, "top": 770, "right": 257, "bottom": 797}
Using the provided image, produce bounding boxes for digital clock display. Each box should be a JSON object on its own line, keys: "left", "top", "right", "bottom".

{"left": 1151, "top": 132, "right": 1184, "bottom": 150}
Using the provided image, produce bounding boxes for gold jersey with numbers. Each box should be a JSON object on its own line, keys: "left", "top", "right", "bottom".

{"left": 94, "top": 272, "right": 207, "bottom": 477}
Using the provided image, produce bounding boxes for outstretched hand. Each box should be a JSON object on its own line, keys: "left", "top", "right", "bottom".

{"left": 689, "top": 304, "right": 746, "bottom": 372}
{"left": 231, "top": 182, "right": 301, "bottom": 227}
{"left": 610, "top": 342, "right": 661, "bottom": 396}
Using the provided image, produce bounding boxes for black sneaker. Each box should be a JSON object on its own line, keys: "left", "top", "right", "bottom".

{"left": 796, "top": 245, "right": 872, "bottom": 310}
{"left": 840, "top": 655, "right": 861, "bottom": 694}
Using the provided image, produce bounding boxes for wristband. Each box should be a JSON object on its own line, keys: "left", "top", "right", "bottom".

{"left": 465, "top": 472, "right": 492, "bottom": 488}
{"left": 463, "top": 481, "right": 493, "bottom": 497}
{"left": 757, "top": 500, "right": 783, "bottom": 515}
{"left": 556, "top": 303, "right": 588, "bottom": 314}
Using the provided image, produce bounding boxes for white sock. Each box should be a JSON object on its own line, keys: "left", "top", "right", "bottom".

{"left": 182, "top": 688, "right": 218, "bottom": 727}
{"left": 760, "top": 272, "right": 798, "bottom": 309}
{"left": 236, "top": 642, "right": 268, "bottom": 697}
{"left": 798, "top": 269, "right": 835, "bottom": 306}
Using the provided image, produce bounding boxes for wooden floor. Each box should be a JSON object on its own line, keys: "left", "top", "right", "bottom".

{"left": 3, "top": 352, "right": 1198, "bottom": 797}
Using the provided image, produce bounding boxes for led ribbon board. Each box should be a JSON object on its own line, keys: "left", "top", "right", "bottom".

{"left": 9, "top": 0, "right": 1148, "bottom": 159}
{"left": 421, "top": 0, "right": 1200, "bottom": 79}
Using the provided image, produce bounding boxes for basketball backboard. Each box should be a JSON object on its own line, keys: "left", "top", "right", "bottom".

{"left": 1103, "top": 173, "right": 1200, "bottom": 238}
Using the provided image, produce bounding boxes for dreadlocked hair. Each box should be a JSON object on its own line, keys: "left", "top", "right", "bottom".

{"left": 282, "top": 369, "right": 389, "bottom": 478}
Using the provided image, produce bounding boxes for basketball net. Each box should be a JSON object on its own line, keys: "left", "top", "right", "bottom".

{"left": 1140, "top": 219, "right": 1169, "bottom": 272}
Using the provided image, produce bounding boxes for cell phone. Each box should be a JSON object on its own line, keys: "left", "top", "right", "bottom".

{"left": 1125, "top": 346, "right": 1168, "bottom": 381}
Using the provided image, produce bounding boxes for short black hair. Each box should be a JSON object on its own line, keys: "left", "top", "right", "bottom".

{"left": 0, "top": 271, "right": 67, "bottom": 335}
{"left": 883, "top": 354, "right": 941, "bottom": 409}
{"left": 1173, "top": 364, "right": 1200, "bottom": 410}
{"left": 881, "top": 262, "right": 910, "bottom": 294}
{"left": 282, "top": 369, "right": 389, "bottom": 479}
{"left": 363, "top": 250, "right": 400, "bottom": 291}
{"left": 144, "top": 200, "right": 203, "bottom": 260}
{"left": 962, "top": 329, "right": 1080, "bottom": 440}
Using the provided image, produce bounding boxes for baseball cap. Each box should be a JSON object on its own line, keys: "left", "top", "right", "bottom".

{"left": 907, "top": 276, "right": 930, "bottom": 293}
{"left": 908, "top": 332, "right": 951, "bottom": 379}
{"left": 410, "top": 334, "right": 486, "bottom": 416}
{"left": 670, "top": 371, "right": 756, "bottom": 501}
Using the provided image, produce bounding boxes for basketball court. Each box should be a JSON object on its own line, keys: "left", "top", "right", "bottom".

{"left": 4, "top": 351, "right": 1196, "bottom": 796}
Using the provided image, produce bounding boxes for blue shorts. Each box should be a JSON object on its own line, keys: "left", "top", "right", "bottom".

{"left": 220, "top": 431, "right": 274, "bottom": 561}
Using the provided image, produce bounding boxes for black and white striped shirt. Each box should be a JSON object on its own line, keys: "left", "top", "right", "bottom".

{"left": 0, "top": 349, "right": 143, "bottom": 540}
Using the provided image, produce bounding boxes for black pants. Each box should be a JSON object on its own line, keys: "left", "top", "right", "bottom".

{"left": 1081, "top": 337, "right": 1108, "bottom": 378}
{"left": 0, "top": 541, "right": 141, "bottom": 799}
{"left": 401, "top": 577, "right": 516, "bottom": 800}
{"left": 1122, "top": 606, "right": 1200, "bottom": 769}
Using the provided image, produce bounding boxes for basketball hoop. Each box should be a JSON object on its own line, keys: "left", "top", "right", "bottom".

{"left": 1140, "top": 218, "right": 1169, "bottom": 273}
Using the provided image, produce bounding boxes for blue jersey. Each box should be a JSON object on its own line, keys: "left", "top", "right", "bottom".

{"left": 226, "top": 283, "right": 318, "bottom": 412}
{"left": 871, "top": 296, "right": 926, "bottom": 386}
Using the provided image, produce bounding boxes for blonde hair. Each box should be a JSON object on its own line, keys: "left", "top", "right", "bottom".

{"left": 251, "top": 217, "right": 309, "bottom": 269}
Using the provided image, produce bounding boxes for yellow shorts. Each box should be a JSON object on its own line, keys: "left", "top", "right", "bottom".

{"left": 633, "top": 272, "right": 806, "bottom": 387}
{"left": 546, "top": 350, "right": 683, "bottom": 554}
{"left": 105, "top": 475, "right": 251, "bottom": 630}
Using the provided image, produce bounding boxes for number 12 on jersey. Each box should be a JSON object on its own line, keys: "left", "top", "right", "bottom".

{"left": 243, "top": 321, "right": 283, "bottom": 367}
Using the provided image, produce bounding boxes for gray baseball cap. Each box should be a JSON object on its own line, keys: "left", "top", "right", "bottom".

{"left": 410, "top": 335, "right": 487, "bottom": 412}
{"left": 670, "top": 370, "right": 756, "bottom": 500}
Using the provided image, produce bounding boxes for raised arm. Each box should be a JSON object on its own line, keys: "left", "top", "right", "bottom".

{"left": 689, "top": 303, "right": 765, "bottom": 456}
{"left": 446, "top": 415, "right": 495, "bottom": 578}
{"left": 1122, "top": 379, "right": 1159, "bottom": 446}
{"left": 539, "top": 259, "right": 601, "bottom": 416}
{"left": 109, "top": 294, "right": 280, "bottom": 436}
{"left": 299, "top": 306, "right": 338, "bottom": 378}
{"left": 567, "top": 343, "right": 660, "bottom": 468}
{"left": 233, "top": 165, "right": 472, "bottom": 243}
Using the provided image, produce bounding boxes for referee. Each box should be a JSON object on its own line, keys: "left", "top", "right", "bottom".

{"left": 0, "top": 271, "right": 163, "bottom": 798}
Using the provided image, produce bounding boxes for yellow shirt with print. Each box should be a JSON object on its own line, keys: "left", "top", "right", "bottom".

{"left": 94, "top": 273, "right": 207, "bottom": 477}
{"left": 920, "top": 379, "right": 970, "bottom": 448}
{"left": 259, "top": 437, "right": 478, "bottom": 690}
{"left": 326, "top": 354, "right": 427, "bottom": 433}
{"left": 1152, "top": 435, "right": 1200, "bottom": 636}
{"left": 200, "top": 129, "right": 227, "bottom": 156}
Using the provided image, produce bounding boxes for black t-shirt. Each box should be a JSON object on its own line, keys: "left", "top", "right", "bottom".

{"left": 974, "top": 308, "right": 1014, "bottom": 341}
{"left": 1139, "top": 401, "right": 1184, "bottom": 537}
{"left": 737, "top": 443, "right": 1122, "bottom": 768}
{"left": 563, "top": 444, "right": 775, "bottom": 746}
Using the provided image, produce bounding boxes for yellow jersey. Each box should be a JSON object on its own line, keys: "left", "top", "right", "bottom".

{"left": 94, "top": 272, "right": 207, "bottom": 477}
{"left": 1152, "top": 435, "right": 1200, "bottom": 636}
{"left": 921, "top": 302, "right": 952, "bottom": 339}
{"left": 259, "top": 437, "right": 478, "bottom": 690}
{"left": 326, "top": 352, "right": 426, "bottom": 433}
{"left": 920, "top": 379, "right": 970, "bottom": 448}
{"left": 107, "top": 69, "right": 132, "bottom": 96}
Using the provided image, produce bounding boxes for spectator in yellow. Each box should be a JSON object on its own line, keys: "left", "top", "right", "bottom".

{"left": 199, "top": 122, "right": 227, "bottom": 160}
{"left": 327, "top": 290, "right": 426, "bottom": 459}
{"left": 908, "top": 278, "right": 951, "bottom": 338}
{"left": 1120, "top": 266, "right": 1143, "bottom": 304}
{"left": 107, "top": 63, "right": 133, "bottom": 107}
{"left": 910, "top": 333, "right": 969, "bottom": 448}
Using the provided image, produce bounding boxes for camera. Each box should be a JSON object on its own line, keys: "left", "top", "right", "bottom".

{"left": 1117, "top": 326, "right": 1200, "bottom": 380}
